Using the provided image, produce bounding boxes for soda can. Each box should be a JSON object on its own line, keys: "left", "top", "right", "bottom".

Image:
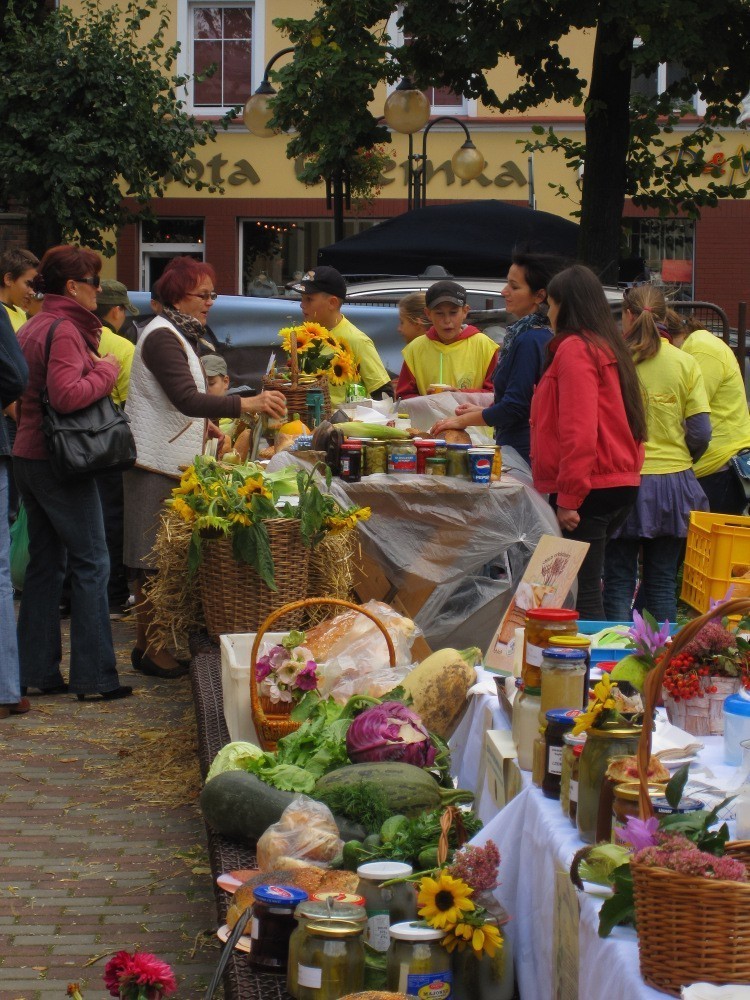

{"left": 345, "top": 382, "right": 367, "bottom": 403}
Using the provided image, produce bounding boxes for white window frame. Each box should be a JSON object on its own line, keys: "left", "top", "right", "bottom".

{"left": 177, "top": 0, "right": 265, "bottom": 115}
{"left": 632, "top": 39, "right": 705, "bottom": 116}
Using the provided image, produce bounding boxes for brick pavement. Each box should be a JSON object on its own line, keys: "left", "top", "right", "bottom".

{"left": 0, "top": 615, "right": 223, "bottom": 999}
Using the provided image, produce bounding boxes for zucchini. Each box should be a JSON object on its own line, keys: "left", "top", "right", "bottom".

{"left": 313, "top": 762, "right": 474, "bottom": 817}
{"left": 200, "top": 770, "right": 367, "bottom": 844}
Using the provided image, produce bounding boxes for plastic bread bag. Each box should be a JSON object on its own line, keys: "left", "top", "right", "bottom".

{"left": 318, "top": 656, "right": 415, "bottom": 703}
{"left": 256, "top": 795, "right": 344, "bottom": 872}
{"left": 304, "top": 599, "right": 420, "bottom": 668}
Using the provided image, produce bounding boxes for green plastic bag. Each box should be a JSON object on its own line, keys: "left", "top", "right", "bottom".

{"left": 10, "top": 502, "right": 29, "bottom": 592}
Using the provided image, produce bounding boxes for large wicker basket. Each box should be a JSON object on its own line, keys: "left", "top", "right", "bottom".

{"left": 250, "top": 598, "right": 397, "bottom": 751}
{"left": 633, "top": 596, "right": 750, "bottom": 995}
{"left": 263, "top": 328, "right": 332, "bottom": 427}
{"left": 197, "top": 519, "right": 310, "bottom": 642}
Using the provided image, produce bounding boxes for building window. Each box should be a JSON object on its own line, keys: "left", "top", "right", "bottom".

{"left": 140, "top": 218, "right": 205, "bottom": 290}
{"left": 191, "top": 4, "right": 252, "bottom": 108}
{"left": 631, "top": 42, "right": 705, "bottom": 115}
{"left": 388, "top": 6, "right": 471, "bottom": 115}
{"left": 622, "top": 218, "right": 695, "bottom": 298}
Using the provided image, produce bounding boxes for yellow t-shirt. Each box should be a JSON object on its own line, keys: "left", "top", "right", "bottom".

{"left": 329, "top": 315, "right": 391, "bottom": 407}
{"left": 1, "top": 302, "right": 27, "bottom": 332}
{"left": 637, "top": 340, "right": 710, "bottom": 474}
{"left": 682, "top": 329, "right": 750, "bottom": 477}
{"left": 402, "top": 328, "right": 498, "bottom": 397}
{"left": 99, "top": 324, "right": 135, "bottom": 406}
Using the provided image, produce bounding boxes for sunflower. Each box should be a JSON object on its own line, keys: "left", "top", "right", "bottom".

{"left": 280, "top": 324, "right": 315, "bottom": 354}
{"left": 167, "top": 497, "right": 196, "bottom": 523}
{"left": 325, "top": 506, "right": 372, "bottom": 533}
{"left": 417, "top": 872, "right": 475, "bottom": 929}
{"left": 173, "top": 468, "right": 199, "bottom": 496}
{"left": 237, "top": 476, "right": 267, "bottom": 498}
{"left": 572, "top": 674, "right": 618, "bottom": 736}
{"left": 442, "top": 917, "right": 503, "bottom": 958}
{"left": 328, "top": 349, "right": 357, "bottom": 386}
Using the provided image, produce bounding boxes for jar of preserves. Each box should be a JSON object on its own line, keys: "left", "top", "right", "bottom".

{"left": 414, "top": 439, "right": 437, "bottom": 474}
{"left": 512, "top": 684, "right": 541, "bottom": 772}
{"left": 248, "top": 884, "right": 308, "bottom": 973}
{"left": 357, "top": 861, "right": 416, "bottom": 952}
{"left": 339, "top": 442, "right": 362, "bottom": 483}
{"left": 363, "top": 441, "right": 388, "bottom": 476}
{"left": 652, "top": 795, "right": 704, "bottom": 819}
{"left": 491, "top": 446, "right": 502, "bottom": 482}
{"left": 446, "top": 443, "right": 471, "bottom": 478}
{"left": 452, "top": 919, "right": 514, "bottom": 1000}
{"left": 386, "top": 921, "right": 452, "bottom": 996}
{"left": 560, "top": 732, "right": 586, "bottom": 816}
{"left": 611, "top": 782, "right": 667, "bottom": 844}
{"left": 568, "top": 741, "right": 585, "bottom": 823}
{"left": 548, "top": 634, "right": 592, "bottom": 708}
{"left": 522, "top": 609, "right": 579, "bottom": 688}
{"left": 542, "top": 709, "right": 581, "bottom": 799}
{"left": 425, "top": 457, "right": 448, "bottom": 476}
{"left": 287, "top": 901, "right": 366, "bottom": 998}
{"left": 576, "top": 722, "right": 641, "bottom": 843}
{"left": 531, "top": 729, "right": 546, "bottom": 787}
{"left": 387, "top": 440, "right": 417, "bottom": 474}
{"left": 540, "top": 647, "right": 587, "bottom": 719}
{"left": 295, "top": 919, "right": 365, "bottom": 1000}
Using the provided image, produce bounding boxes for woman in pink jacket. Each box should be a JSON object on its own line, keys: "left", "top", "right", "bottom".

{"left": 530, "top": 265, "right": 647, "bottom": 619}
{"left": 13, "top": 246, "right": 131, "bottom": 702}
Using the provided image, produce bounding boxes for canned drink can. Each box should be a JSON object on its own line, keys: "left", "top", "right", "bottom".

{"left": 345, "top": 382, "right": 367, "bottom": 402}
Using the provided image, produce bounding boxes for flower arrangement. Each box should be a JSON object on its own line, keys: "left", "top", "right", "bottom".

{"left": 660, "top": 617, "right": 750, "bottom": 702}
{"left": 571, "top": 673, "right": 643, "bottom": 736}
{"left": 277, "top": 320, "right": 359, "bottom": 386}
{"left": 256, "top": 629, "right": 319, "bottom": 705}
{"left": 167, "top": 457, "right": 370, "bottom": 588}
{"left": 64, "top": 952, "right": 177, "bottom": 1000}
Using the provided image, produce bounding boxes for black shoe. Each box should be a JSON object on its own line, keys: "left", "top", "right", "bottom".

{"left": 77, "top": 685, "right": 133, "bottom": 702}
{"left": 134, "top": 653, "right": 189, "bottom": 679}
{"left": 131, "top": 648, "right": 144, "bottom": 670}
{"left": 21, "top": 683, "right": 69, "bottom": 696}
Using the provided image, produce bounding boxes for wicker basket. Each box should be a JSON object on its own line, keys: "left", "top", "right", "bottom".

{"left": 264, "top": 329, "right": 332, "bottom": 427}
{"left": 250, "top": 598, "right": 397, "bottom": 751}
{"left": 633, "top": 597, "right": 750, "bottom": 995}
{"left": 662, "top": 674, "right": 741, "bottom": 736}
{"left": 197, "top": 519, "right": 310, "bottom": 642}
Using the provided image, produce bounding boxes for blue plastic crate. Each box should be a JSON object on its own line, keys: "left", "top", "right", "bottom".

{"left": 577, "top": 619, "right": 678, "bottom": 666}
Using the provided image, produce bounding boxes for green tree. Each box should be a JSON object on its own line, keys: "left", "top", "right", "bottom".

{"left": 0, "top": 0, "right": 229, "bottom": 255}
{"left": 268, "top": 1, "right": 750, "bottom": 280}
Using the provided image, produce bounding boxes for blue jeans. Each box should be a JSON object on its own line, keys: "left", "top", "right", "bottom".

{"left": 603, "top": 536, "right": 686, "bottom": 624}
{"left": 13, "top": 457, "right": 120, "bottom": 694}
{"left": 0, "top": 460, "right": 21, "bottom": 703}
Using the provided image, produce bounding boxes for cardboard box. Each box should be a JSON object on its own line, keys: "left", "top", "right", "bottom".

{"left": 219, "top": 631, "right": 286, "bottom": 743}
{"left": 485, "top": 729, "right": 524, "bottom": 809}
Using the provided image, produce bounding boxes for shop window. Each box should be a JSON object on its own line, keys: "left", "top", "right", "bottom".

{"left": 622, "top": 218, "right": 695, "bottom": 298}
{"left": 140, "top": 218, "right": 205, "bottom": 291}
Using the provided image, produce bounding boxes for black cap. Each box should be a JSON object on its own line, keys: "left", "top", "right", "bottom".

{"left": 425, "top": 279, "right": 467, "bottom": 308}
{"left": 290, "top": 266, "right": 347, "bottom": 299}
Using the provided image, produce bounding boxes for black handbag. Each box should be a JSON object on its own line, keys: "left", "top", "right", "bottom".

{"left": 730, "top": 447, "right": 750, "bottom": 502}
{"left": 40, "top": 319, "right": 137, "bottom": 481}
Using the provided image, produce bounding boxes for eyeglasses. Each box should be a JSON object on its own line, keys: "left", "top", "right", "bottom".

{"left": 77, "top": 276, "right": 101, "bottom": 289}
{"left": 187, "top": 291, "right": 218, "bottom": 302}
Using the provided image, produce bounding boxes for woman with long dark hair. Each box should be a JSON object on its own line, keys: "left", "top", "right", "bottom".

{"left": 530, "top": 265, "right": 647, "bottom": 619}
{"left": 13, "top": 245, "right": 131, "bottom": 701}
{"left": 604, "top": 284, "right": 710, "bottom": 622}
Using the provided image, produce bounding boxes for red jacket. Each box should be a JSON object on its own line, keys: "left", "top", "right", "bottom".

{"left": 14, "top": 295, "right": 117, "bottom": 460}
{"left": 530, "top": 333, "right": 644, "bottom": 509}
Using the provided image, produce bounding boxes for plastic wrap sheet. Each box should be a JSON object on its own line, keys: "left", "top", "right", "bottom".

{"left": 400, "top": 391, "right": 494, "bottom": 432}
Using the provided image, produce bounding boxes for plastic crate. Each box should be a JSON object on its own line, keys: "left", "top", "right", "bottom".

{"left": 680, "top": 511, "right": 750, "bottom": 613}
{"left": 578, "top": 620, "right": 634, "bottom": 665}
{"left": 219, "top": 631, "right": 285, "bottom": 743}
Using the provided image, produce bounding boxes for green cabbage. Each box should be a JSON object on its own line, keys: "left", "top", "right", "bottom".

{"left": 206, "top": 741, "right": 264, "bottom": 782}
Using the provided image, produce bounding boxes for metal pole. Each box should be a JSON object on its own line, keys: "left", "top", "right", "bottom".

{"left": 418, "top": 116, "right": 474, "bottom": 210}
{"left": 407, "top": 133, "right": 415, "bottom": 212}
{"left": 331, "top": 167, "right": 344, "bottom": 243}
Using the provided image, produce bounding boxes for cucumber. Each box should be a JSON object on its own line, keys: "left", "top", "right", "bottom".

{"left": 313, "top": 762, "right": 474, "bottom": 817}
{"left": 200, "top": 770, "right": 367, "bottom": 844}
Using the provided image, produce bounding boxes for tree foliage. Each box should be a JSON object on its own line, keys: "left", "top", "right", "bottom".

{"left": 0, "top": 0, "right": 230, "bottom": 255}
{"left": 266, "top": 0, "right": 750, "bottom": 278}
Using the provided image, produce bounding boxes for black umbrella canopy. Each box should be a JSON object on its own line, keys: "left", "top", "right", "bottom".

{"left": 318, "top": 200, "right": 580, "bottom": 278}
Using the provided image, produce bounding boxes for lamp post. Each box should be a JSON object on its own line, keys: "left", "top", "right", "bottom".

{"left": 384, "top": 78, "right": 485, "bottom": 210}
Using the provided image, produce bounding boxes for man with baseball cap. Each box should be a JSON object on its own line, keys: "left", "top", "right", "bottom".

{"left": 291, "top": 266, "right": 393, "bottom": 406}
{"left": 396, "top": 279, "right": 498, "bottom": 398}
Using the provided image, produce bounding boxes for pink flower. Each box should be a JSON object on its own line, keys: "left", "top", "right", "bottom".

{"left": 448, "top": 841, "right": 501, "bottom": 892}
{"left": 104, "top": 952, "right": 133, "bottom": 997}
{"left": 255, "top": 654, "right": 273, "bottom": 682}
{"left": 617, "top": 815, "right": 659, "bottom": 852}
{"left": 103, "top": 951, "right": 177, "bottom": 1000}
{"left": 294, "top": 662, "right": 318, "bottom": 691}
{"left": 628, "top": 609, "right": 670, "bottom": 659}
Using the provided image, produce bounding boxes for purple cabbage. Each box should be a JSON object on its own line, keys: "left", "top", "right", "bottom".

{"left": 346, "top": 701, "right": 437, "bottom": 767}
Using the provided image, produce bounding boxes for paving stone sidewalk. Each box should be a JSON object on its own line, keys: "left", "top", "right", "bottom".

{"left": 0, "top": 615, "right": 223, "bottom": 999}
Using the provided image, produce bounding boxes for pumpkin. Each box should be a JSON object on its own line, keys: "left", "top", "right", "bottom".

{"left": 278, "top": 412, "right": 311, "bottom": 436}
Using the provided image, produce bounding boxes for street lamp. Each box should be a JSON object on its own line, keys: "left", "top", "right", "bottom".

{"left": 384, "top": 79, "right": 485, "bottom": 210}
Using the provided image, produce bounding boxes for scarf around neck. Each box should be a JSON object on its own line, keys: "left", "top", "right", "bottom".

{"left": 499, "top": 309, "right": 550, "bottom": 366}
{"left": 162, "top": 304, "right": 206, "bottom": 344}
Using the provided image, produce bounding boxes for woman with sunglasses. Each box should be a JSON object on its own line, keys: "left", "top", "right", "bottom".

{"left": 124, "top": 256, "right": 286, "bottom": 679}
{"left": 12, "top": 245, "right": 132, "bottom": 701}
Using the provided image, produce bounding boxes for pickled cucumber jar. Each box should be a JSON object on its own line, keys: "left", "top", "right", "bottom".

{"left": 287, "top": 901, "right": 366, "bottom": 998}
{"left": 296, "top": 919, "right": 365, "bottom": 1000}
{"left": 357, "top": 861, "right": 417, "bottom": 952}
{"left": 387, "top": 922, "right": 452, "bottom": 996}
{"left": 576, "top": 722, "right": 641, "bottom": 843}
{"left": 452, "top": 921, "right": 514, "bottom": 1000}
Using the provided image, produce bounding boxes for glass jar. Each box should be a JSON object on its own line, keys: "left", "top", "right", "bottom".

{"left": 652, "top": 795, "right": 704, "bottom": 820}
{"left": 512, "top": 684, "right": 541, "bottom": 772}
{"left": 388, "top": 440, "right": 417, "bottom": 474}
{"left": 532, "top": 730, "right": 546, "bottom": 787}
{"left": 522, "top": 610, "right": 579, "bottom": 688}
{"left": 576, "top": 722, "right": 641, "bottom": 843}
{"left": 363, "top": 441, "right": 388, "bottom": 476}
{"left": 288, "top": 902, "right": 366, "bottom": 998}
{"left": 542, "top": 709, "right": 581, "bottom": 799}
{"left": 548, "top": 634, "right": 592, "bottom": 709}
{"left": 568, "top": 742, "right": 585, "bottom": 824}
{"left": 540, "top": 647, "right": 587, "bottom": 718}
{"left": 339, "top": 442, "right": 362, "bottom": 483}
{"left": 446, "top": 443, "right": 471, "bottom": 479}
{"left": 491, "top": 446, "right": 502, "bottom": 482}
{"left": 386, "top": 921, "right": 452, "bottom": 996}
{"left": 414, "top": 439, "right": 437, "bottom": 474}
{"left": 425, "top": 457, "right": 448, "bottom": 476}
{"left": 611, "top": 782, "right": 667, "bottom": 844}
{"left": 357, "top": 861, "right": 416, "bottom": 952}
{"left": 248, "top": 884, "right": 308, "bottom": 973}
{"left": 452, "top": 922, "right": 514, "bottom": 1000}
{"left": 296, "top": 919, "right": 365, "bottom": 1000}
{"left": 560, "top": 732, "right": 586, "bottom": 817}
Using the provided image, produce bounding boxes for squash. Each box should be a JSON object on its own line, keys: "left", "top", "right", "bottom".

{"left": 313, "top": 762, "right": 473, "bottom": 816}
{"left": 278, "top": 412, "right": 311, "bottom": 437}
{"left": 402, "top": 648, "right": 481, "bottom": 739}
{"left": 200, "top": 770, "right": 367, "bottom": 844}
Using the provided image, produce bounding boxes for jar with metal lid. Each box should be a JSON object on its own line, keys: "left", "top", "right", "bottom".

{"left": 425, "top": 456, "right": 447, "bottom": 476}
{"left": 652, "top": 795, "right": 704, "bottom": 819}
{"left": 295, "top": 919, "right": 365, "bottom": 1000}
{"left": 357, "top": 861, "right": 416, "bottom": 952}
{"left": 577, "top": 721, "right": 641, "bottom": 843}
{"left": 339, "top": 442, "right": 362, "bottom": 483}
{"left": 542, "top": 709, "right": 581, "bottom": 799}
{"left": 446, "top": 443, "right": 471, "bottom": 479}
{"left": 512, "top": 684, "right": 541, "bottom": 771}
{"left": 540, "top": 647, "right": 587, "bottom": 719}
{"left": 549, "top": 634, "right": 591, "bottom": 708}
{"left": 532, "top": 729, "right": 546, "bottom": 787}
{"left": 363, "top": 440, "right": 388, "bottom": 476}
{"left": 612, "top": 782, "right": 667, "bottom": 843}
{"left": 387, "top": 440, "right": 417, "bottom": 474}
{"left": 568, "top": 741, "right": 585, "bottom": 823}
{"left": 309, "top": 892, "right": 365, "bottom": 907}
{"left": 386, "top": 921, "right": 452, "bottom": 996}
{"left": 414, "top": 439, "right": 437, "bottom": 474}
{"left": 522, "top": 609, "right": 579, "bottom": 688}
{"left": 288, "top": 901, "right": 366, "bottom": 997}
{"left": 248, "top": 884, "right": 308, "bottom": 973}
{"left": 560, "top": 732, "right": 586, "bottom": 816}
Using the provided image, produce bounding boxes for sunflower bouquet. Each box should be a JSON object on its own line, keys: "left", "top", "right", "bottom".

{"left": 277, "top": 321, "right": 359, "bottom": 386}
